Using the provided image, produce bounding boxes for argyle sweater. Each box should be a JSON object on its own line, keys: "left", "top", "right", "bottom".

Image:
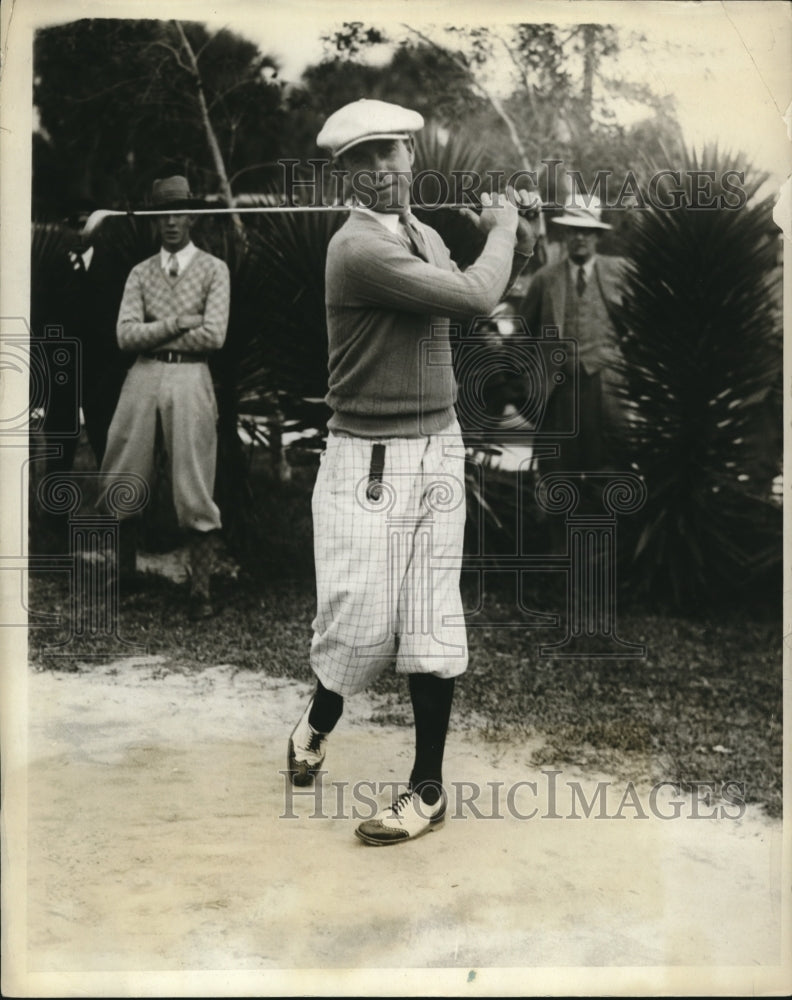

{"left": 325, "top": 210, "right": 522, "bottom": 437}
{"left": 116, "top": 249, "right": 230, "bottom": 354}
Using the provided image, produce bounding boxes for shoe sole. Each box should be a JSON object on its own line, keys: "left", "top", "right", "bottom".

{"left": 354, "top": 815, "right": 445, "bottom": 846}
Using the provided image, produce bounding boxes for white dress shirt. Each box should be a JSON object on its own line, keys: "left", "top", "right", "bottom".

{"left": 160, "top": 241, "right": 198, "bottom": 274}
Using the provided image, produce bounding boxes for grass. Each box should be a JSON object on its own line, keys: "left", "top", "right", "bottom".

{"left": 28, "top": 567, "right": 782, "bottom": 818}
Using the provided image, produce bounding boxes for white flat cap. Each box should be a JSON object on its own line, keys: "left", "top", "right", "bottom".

{"left": 316, "top": 99, "right": 424, "bottom": 158}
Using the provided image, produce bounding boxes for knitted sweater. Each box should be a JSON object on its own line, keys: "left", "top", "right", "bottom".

{"left": 325, "top": 210, "right": 520, "bottom": 437}
{"left": 116, "top": 249, "right": 230, "bottom": 354}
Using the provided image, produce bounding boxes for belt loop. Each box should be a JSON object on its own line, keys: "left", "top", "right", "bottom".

{"left": 366, "top": 443, "right": 386, "bottom": 501}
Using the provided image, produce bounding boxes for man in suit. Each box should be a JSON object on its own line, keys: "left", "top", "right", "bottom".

{"left": 519, "top": 196, "right": 627, "bottom": 479}
{"left": 65, "top": 203, "right": 132, "bottom": 468}
{"left": 36, "top": 203, "right": 131, "bottom": 553}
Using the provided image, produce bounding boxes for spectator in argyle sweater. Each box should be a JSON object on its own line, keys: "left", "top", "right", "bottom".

{"left": 97, "top": 176, "right": 230, "bottom": 620}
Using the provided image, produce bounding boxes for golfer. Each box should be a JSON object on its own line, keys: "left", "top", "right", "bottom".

{"left": 287, "top": 99, "right": 540, "bottom": 845}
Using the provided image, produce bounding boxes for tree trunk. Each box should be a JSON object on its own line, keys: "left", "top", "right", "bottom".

{"left": 581, "top": 24, "right": 597, "bottom": 138}
{"left": 173, "top": 21, "right": 245, "bottom": 240}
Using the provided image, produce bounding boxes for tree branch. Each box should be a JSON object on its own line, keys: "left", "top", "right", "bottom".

{"left": 145, "top": 38, "right": 192, "bottom": 75}
{"left": 227, "top": 161, "right": 282, "bottom": 185}
{"left": 498, "top": 30, "right": 539, "bottom": 121}
{"left": 207, "top": 75, "right": 256, "bottom": 112}
{"left": 403, "top": 23, "right": 534, "bottom": 173}
{"left": 172, "top": 20, "right": 245, "bottom": 240}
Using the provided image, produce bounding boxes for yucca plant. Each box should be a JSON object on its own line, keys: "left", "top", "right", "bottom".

{"left": 617, "top": 147, "right": 782, "bottom": 608}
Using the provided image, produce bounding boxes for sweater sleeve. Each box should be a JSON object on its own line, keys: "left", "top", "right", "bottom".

{"left": 444, "top": 235, "right": 533, "bottom": 295}
{"left": 166, "top": 259, "right": 230, "bottom": 352}
{"left": 342, "top": 227, "right": 517, "bottom": 320}
{"left": 116, "top": 267, "right": 181, "bottom": 352}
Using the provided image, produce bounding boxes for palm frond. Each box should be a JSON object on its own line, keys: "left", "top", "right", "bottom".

{"left": 616, "top": 147, "right": 782, "bottom": 606}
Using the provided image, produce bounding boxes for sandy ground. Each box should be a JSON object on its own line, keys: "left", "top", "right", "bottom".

{"left": 6, "top": 653, "right": 786, "bottom": 996}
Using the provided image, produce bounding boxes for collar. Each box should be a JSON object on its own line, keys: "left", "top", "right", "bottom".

{"left": 568, "top": 255, "right": 596, "bottom": 280}
{"left": 69, "top": 247, "right": 94, "bottom": 270}
{"left": 160, "top": 241, "right": 197, "bottom": 271}
{"left": 352, "top": 206, "right": 401, "bottom": 234}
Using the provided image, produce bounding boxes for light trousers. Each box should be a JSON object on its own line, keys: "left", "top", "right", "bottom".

{"left": 98, "top": 357, "right": 222, "bottom": 532}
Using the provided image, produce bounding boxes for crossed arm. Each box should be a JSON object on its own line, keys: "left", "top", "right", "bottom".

{"left": 116, "top": 262, "right": 230, "bottom": 354}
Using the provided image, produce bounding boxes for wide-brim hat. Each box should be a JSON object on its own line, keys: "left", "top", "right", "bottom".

{"left": 551, "top": 194, "right": 612, "bottom": 230}
{"left": 317, "top": 99, "right": 424, "bottom": 159}
{"left": 150, "top": 175, "right": 197, "bottom": 210}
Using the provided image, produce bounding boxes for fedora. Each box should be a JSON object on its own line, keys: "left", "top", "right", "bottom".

{"left": 150, "top": 175, "right": 196, "bottom": 210}
{"left": 550, "top": 194, "right": 612, "bottom": 230}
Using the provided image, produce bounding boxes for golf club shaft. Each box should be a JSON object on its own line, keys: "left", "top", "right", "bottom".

{"left": 82, "top": 202, "right": 551, "bottom": 235}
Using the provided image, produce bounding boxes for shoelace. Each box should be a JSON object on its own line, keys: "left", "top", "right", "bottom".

{"left": 388, "top": 790, "right": 415, "bottom": 817}
{"left": 305, "top": 728, "right": 325, "bottom": 754}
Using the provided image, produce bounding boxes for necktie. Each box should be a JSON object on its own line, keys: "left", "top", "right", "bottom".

{"left": 400, "top": 214, "right": 429, "bottom": 262}
{"left": 576, "top": 265, "right": 587, "bottom": 296}
{"left": 70, "top": 251, "right": 85, "bottom": 273}
{"left": 168, "top": 254, "right": 179, "bottom": 278}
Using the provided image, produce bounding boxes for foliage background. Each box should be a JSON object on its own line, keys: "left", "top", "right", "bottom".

{"left": 30, "top": 16, "right": 783, "bottom": 608}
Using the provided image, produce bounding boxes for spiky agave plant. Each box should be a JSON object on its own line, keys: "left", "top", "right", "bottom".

{"left": 234, "top": 206, "right": 344, "bottom": 439}
{"left": 412, "top": 122, "right": 489, "bottom": 267}
{"left": 617, "top": 147, "right": 782, "bottom": 608}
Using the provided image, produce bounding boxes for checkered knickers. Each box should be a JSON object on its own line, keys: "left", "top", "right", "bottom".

{"left": 311, "top": 422, "right": 469, "bottom": 696}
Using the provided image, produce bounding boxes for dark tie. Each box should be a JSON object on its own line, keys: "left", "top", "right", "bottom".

{"left": 400, "top": 214, "right": 429, "bottom": 262}
{"left": 576, "top": 265, "right": 587, "bottom": 297}
{"left": 168, "top": 253, "right": 179, "bottom": 278}
{"left": 69, "top": 251, "right": 85, "bottom": 273}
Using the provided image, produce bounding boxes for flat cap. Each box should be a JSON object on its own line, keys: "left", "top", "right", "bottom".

{"left": 316, "top": 99, "right": 424, "bottom": 158}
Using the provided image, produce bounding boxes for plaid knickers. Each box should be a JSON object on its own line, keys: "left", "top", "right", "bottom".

{"left": 310, "top": 421, "right": 468, "bottom": 696}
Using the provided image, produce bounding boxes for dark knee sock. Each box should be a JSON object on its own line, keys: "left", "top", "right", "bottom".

{"left": 308, "top": 679, "right": 344, "bottom": 734}
{"left": 408, "top": 673, "right": 455, "bottom": 806}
